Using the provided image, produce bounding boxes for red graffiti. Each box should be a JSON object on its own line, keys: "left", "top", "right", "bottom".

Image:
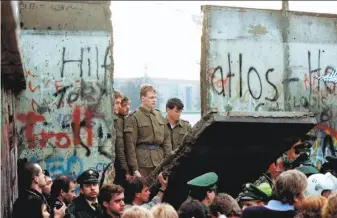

{"left": 208, "top": 72, "right": 229, "bottom": 89}
{"left": 17, "top": 106, "right": 94, "bottom": 149}
{"left": 72, "top": 106, "right": 93, "bottom": 146}
{"left": 26, "top": 71, "right": 38, "bottom": 78}
{"left": 17, "top": 112, "right": 45, "bottom": 148}
{"left": 40, "top": 130, "right": 71, "bottom": 149}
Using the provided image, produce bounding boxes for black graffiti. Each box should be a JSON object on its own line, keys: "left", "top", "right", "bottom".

{"left": 53, "top": 85, "right": 73, "bottom": 109}
{"left": 211, "top": 66, "right": 225, "bottom": 96}
{"left": 265, "top": 69, "right": 279, "bottom": 101}
{"left": 322, "top": 135, "right": 336, "bottom": 157}
{"left": 53, "top": 79, "right": 105, "bottom": 109}
{"left": 320, "top": 107, "right": 333, "bottom": 122}
{"left": 210, "top": 53, "right": 279, "bottom": 102}
{"left": 227, "top": 54, "right": 234, "bottom": 98}
{"left": 60, "top": 46, "right": 111, "bottom": 79}
{"left": 71, "top": 119, "right": 91, "bottom": 157}
{"left": 247, "top": 67, "right": 262, "bottom": 100}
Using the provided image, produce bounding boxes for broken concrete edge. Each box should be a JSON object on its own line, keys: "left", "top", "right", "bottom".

{"left": 147, "top": 113, "right": 215, "bottom": 187}
{"left": 1, "top": 1, "right": 27, "bottom": 95}
{"left": 146, "top": 110, "right": 317, "bottom": 188}
{"left": 201, "top": 4, "right": 337, "bottom": 18}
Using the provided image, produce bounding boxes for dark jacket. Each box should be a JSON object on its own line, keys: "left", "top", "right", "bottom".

{"left": 12, "top": 189, "right": 48, "bottom": 218}
{"left": 240, "top": 200, "right": 296, "bottom": 218}
{"left": 66, "top": 195, "right": 103, "bottom": 218}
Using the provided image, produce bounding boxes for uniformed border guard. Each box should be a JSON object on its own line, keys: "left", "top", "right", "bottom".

{"left": 114, "top": 93, "right": 132, "bottom": 187}
{"left": 165, "top": 98, "right": 192, "bottom": 150}
{"left": 66, "top": 170, "right": 102, "bottom": 218}
{"left": 187, "top": 172, "right": 218, "bottom": 218}
{"left": 124, "top": 84, "right": 172, "bottom": 178}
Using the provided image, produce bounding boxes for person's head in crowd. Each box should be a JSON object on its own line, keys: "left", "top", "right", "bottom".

{"left": 50, "top": 175, "right": 77, "bottom": 205}
{"left": 268, "top": 157, "right": 285, "bottom": 180}
{"left": 18, "top": 161, "right": 46, "bottom": 193}
{"left": 294, "top": 195, "right": 326, "bottom": 218}
{"left": 121, "top": 206, "right": 154, "bottom": 218}
{"left": 166, "top": 98, "right": 184, "bottom": 123}
{"left": 322, "top": 192, "right": 337, "bottom": 218}
{"left": 237, "top": 183, "right": 271, "bottom": 210}
{"left": 125, "top": 176, "right": 150, "bottom": 205}
{"left": 187, "top": 172, "right": 218, "bottom": 207}
{"left": 41, "top": 202, "right": 50, "bottom": 218}
{"left": 119, "top": 96, "right": 130, "bottom": 116}
{"left": 150, "top": 203, "right": 178, "bottom": 218}
{"left": 114, "top": 90, "right": 123, "bottom": 114}
{"left": 210, "top": 193, "right": 241, "bottom": 218}
{"left": 306, "top": 173, "right": 335, "bottom": 198}
{"left": 99, "top": 184, "right": 125, "bottom": 218}
{"left": 272, "top": 169, "right": 307, "bottom": 209}
{"left": 140, "top": 84, "right": 157, "bottom": 110}
{"left": 178, "top": 199, "right": 206, "bottom": 218}
{"left": 77, "top": 169, "right": 100, "bottom": 201}
{"left": 42, "top": 170, "right": 53, "bottom": 196}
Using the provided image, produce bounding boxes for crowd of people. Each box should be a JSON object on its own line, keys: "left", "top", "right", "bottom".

{"left": 12, "top": 84, "right": 337, "bottom": 218}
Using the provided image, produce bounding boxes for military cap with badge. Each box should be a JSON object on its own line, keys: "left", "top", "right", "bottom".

{"left": 77, "top": 169, "right": 100, "bottom": 184}
{"left": 187, "top": 172, "right": 218, "bottom": 191}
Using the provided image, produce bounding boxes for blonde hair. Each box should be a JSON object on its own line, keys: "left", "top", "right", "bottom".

{"left": 140, "top": 84, "right": 156, "bottom": 98}
{"left": 273, "top": 169, "right": 307, "bottom": 204}
{"left": 114, "top": 89, "right": 123, "bottom": 99}
{"left": 150, "top": 203, "right": 178, "bottom": 218}
{"left": 322, "top": 192, "right": 337, "bottom": 218}
{"left": 121, "top": 206, "right": 154, "bottom": 218}
{"left": 296, "top": 195, "right": 326, "bottom": 218}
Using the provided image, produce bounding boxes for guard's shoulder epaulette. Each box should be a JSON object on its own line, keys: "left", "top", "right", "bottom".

{"left": 181, "top": 119, "right": 190, "bottom": 124}
{"left": 154, "top": 108, "right": 161, "bottom": 112}
{"left": 127, "top": 110, "right": 137, "bottom": 117}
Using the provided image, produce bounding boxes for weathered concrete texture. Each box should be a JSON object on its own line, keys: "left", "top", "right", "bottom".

{"left": 200, "top": 5, "right": 337, "bottom": 169}
{"left": 1, "top": 90, "right": 20, "bottom": 218}
{"left": 148, "top": 112, "right": 317, "bottom": 209}
{"left": 1, "top": 1, "right": 26, "bottom": 94}
{"left": 1, "top": 2, "right": 26, "bottom": 217}
{"left": 20, "top": 1, "right": 112, "bottom": 32}
{"left": 16, "top": 1, "right": 115, "bottom": 185}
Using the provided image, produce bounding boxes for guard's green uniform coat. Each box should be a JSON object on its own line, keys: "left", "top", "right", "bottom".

{"left": 115, "top": 114, "right": 129, "bottom": 173}
{"left": 165, "top": 118, "right": 192, "bottom": 150}
{"left": 124, "top": 107, "right": 172, "bottom": 177}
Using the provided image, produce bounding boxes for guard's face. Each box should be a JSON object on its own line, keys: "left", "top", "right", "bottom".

{"left": 207, "top": 190, "right": 216, "bottom": 203}
{"left": 241, "top": 200, "right": 264, "bottom": 210}
{"left": 119, "top": 101, "right": 130, "bottom": 116}
{"left": 62, "top": 181, "right": 77, "bottom": 204}
{"left": 104, "top": 192, "right": 125, "bottom": 215}
{"left": 141, "top": 90, "right": 157, "bottom": 110}
{"left": 167, "top": 107, "right": 182, "bottom": 122}
{"left": 114, "top": 97, "right": 122, "bottom": 114}
{"left": 43, "top": 176, "right": 53, "bottom": 195}
{"left": 136, "top": 186, "right": 151, "bottom": 203}
{"left": 81, "top": 183, "right": 99, "bottom": 201}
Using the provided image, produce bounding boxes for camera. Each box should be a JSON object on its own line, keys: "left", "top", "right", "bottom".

{"left": 54, "top": 201, "right": 64, "bottom": 210}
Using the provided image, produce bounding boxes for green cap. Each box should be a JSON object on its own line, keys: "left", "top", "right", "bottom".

{"left": 296, "top": 165, "right": 319, "bottom": 176}
{"left": 238, "top": 183, "right": 270, "bottom": 203}
{"left": 257, "top": 183, "right": 272, "bottom": 197}
{"left": 187, "top": 172, "right": 218, "bottom": 189}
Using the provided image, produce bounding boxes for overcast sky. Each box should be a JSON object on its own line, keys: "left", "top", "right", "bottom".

{"left": 110, "top": 1, "right": 337, "bottom": 81}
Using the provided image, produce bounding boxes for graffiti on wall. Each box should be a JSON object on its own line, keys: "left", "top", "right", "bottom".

{"left": 207, "top": 49, "right": 336, "bottom": 167}
{"left": 16, "top": 33, "right": 115, "bottom": 182}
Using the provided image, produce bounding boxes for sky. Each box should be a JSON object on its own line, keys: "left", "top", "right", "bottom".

{"left": 110, "top": 1, "right": 337, "bottom": 81}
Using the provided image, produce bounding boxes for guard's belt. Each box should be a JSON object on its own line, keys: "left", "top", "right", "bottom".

{"left": 136, "top": 143, "right": 159, "bottom": 150}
